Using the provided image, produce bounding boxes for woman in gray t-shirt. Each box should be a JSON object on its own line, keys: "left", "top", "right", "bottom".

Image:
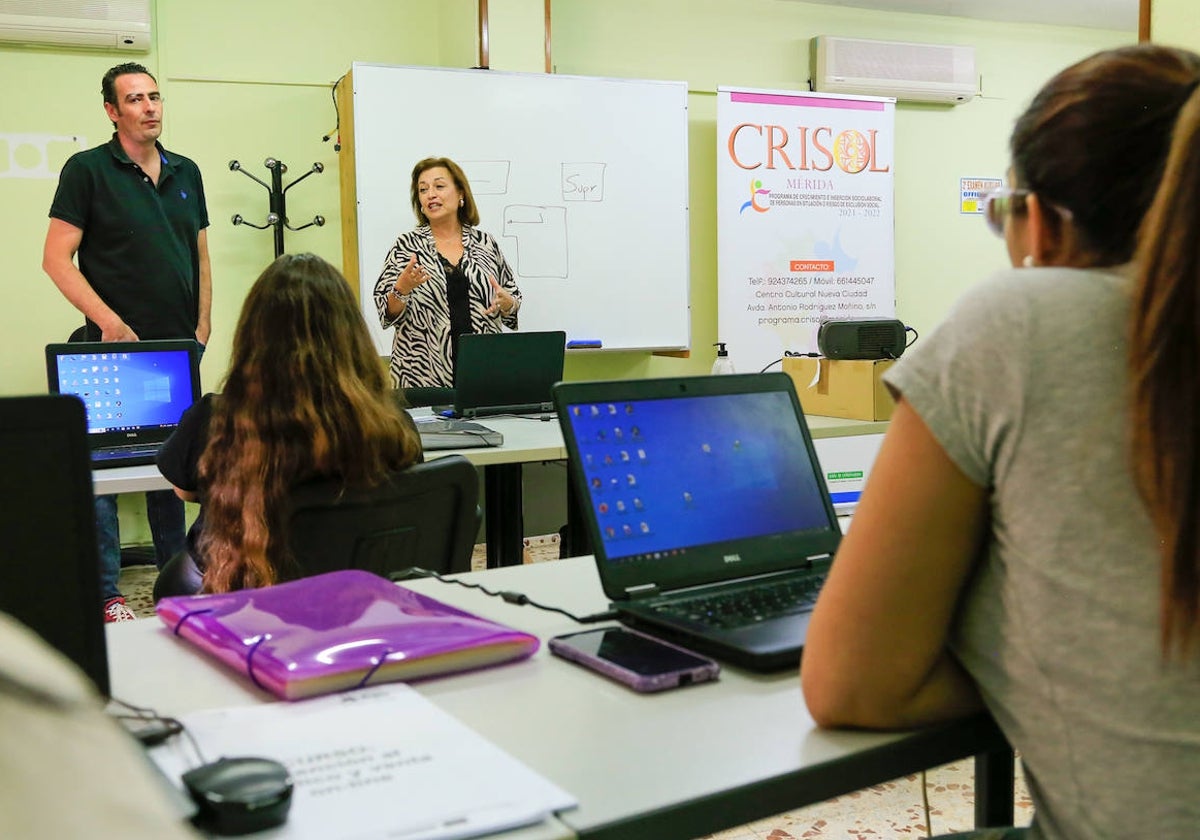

{"left": 802, "top": 44, "right": 1200, "bottom": 840}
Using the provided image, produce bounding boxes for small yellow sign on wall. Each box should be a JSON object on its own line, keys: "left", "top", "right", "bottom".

{"left": 960, "top": 177, "right": 1002, "bottom": 214}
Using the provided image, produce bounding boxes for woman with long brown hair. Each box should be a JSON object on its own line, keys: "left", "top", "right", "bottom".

{"left": 154, "top": 253, "right": 422, "bottom": 597}
{"left": 802, "top": 45, "right": 1200, "bottom": 839}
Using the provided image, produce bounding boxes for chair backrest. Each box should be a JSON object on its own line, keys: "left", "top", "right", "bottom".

{"left": 0, "top": 395, "right": 109, "bottom": 695}
{"left": 284, "top": 455, "right": 480, "bottom": 579}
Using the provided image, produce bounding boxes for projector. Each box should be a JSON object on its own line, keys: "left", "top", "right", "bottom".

{"left": 817, "top": 318, "right": 907, "bottom": 360}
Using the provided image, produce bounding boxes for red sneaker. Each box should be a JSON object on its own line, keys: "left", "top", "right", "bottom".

{"left": 104, "top": 596, "right": 137, "bottom": 623}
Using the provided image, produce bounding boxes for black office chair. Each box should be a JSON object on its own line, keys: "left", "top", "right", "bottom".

{"left": 0, "top": 395, "right": 111, "bottom": 694}
{"left": 284, "top": 455, "right": 480, "bottom": 579}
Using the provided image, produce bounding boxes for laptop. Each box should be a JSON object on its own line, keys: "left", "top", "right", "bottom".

{"left": 0, "top": 395, "right": 109, "bottom": 695}
{"left": 439, "top": 330, "right": 567, "bottom": 418}
{"left": 553, "top": 372, "right": 842, "bottom": 672}
{"left": 413, "top": 415, "right": 504, "bottom": 450}
{"left": 45, "top": 339, "right": 201, "bottom": 468}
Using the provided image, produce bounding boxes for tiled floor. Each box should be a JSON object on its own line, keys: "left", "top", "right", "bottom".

{"left": 700, "top": 760, "right": 1032, "bottom": 838}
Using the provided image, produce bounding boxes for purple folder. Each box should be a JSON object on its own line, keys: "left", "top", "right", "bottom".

{"left": 156, "top": 569, "right": 540, "bottom": 700}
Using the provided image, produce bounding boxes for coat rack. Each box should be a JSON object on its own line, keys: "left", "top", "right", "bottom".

{"left": 229, "top": 157, "right": 325, "bottom": 258}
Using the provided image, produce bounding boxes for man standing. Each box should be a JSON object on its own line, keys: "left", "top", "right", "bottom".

{"left": 43, "top": 62, "right": 212, "bottom": 623}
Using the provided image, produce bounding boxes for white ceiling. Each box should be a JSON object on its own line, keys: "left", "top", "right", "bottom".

{"left": 784, "top": 0, "right": 1138, "bottom": 32}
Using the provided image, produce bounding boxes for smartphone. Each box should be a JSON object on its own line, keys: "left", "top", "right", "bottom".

{"left": 548, "top": 627, "right": 720, "bottom": 693}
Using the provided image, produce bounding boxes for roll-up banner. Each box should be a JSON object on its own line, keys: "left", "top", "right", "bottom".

{"left": 717, "top": 87, "right": 896, "bottom": 374}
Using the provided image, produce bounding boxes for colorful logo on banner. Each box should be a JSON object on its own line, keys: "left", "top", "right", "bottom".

{"left": 717, "top": 90, "right": 896, "bottom": 371}
{"left": 726, "top": 123, "right": 891, "bottom": 174}
{"left": 727, "top": 124, "right": 891, "bottom": 214}
{"left": 739, "top": 178, "right": 771, "bottom": 214}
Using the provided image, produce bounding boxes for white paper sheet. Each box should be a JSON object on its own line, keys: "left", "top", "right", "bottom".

{"left": 148, "top": 684, "right": 576, "bottom": 839}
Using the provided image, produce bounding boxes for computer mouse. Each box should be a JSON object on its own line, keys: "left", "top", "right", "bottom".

{"left": 182, "top": 756, "right": 293, "bottom": 836}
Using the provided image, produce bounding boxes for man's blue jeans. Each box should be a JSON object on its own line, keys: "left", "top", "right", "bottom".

{"left": 95, "top": 490, "right": 185, "bottom": 602}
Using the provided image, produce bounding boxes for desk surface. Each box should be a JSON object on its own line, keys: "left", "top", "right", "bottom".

{"left": 108, "top": 557, "right": 1007, "bottom": 840}
{"left": 90, "top": 412, "right": 879, "bottom": 496}
{"left": 806, "top": 413, "right": 889, "bottom": 438}
{"left": 91, "top": 414, "right": 567, "bottom": 496}
{"left": 438, "top": 414, "right": 566, "bottom": 466}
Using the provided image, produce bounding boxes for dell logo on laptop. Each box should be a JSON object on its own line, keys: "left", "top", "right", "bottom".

{"left": 723, "top": 553, "right": 742, "bottom": 563}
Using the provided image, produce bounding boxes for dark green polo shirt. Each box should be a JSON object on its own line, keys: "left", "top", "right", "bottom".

{"left": 49, "top": 134, "right": 209, "bottom": 341}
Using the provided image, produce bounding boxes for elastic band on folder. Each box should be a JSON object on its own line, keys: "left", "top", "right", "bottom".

{"left": 171, "top": 607, "right": 215, "bottom": 636}
{"left": 245, "top": 635, "right": 271, "bottom": 693}
{"left": 358, "top": 648, "right": 395, "bottom": 689}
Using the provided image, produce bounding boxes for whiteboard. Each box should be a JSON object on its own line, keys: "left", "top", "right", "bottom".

{"left": 351, "top": 63, "right": 691, "bottom": 353}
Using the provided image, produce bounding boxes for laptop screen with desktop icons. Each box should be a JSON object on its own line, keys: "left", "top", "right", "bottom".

{"left": 555, "top": 373, "right": 842, "bottom": 594}
{"left": 45, "top": 339, "right": 201, "bottom": 445}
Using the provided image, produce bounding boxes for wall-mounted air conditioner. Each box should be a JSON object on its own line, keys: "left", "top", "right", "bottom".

{"left": 810, "top": 36, "right": 976, "bottom": 105}
{"left": 0, "top": 0, "right": 150, "bottom": 52}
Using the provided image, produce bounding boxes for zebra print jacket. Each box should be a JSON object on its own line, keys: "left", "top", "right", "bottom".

{"left": 374, "top": 224, "right": 521, "bottom": 388}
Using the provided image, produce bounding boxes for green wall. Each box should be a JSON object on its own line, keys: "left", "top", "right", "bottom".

{"left": 0, "top": 1, "right": 1131, "bottom": 539}
{"left": 1152, "top": 0, "right": 1200, "bottom": 46}
{"left": 0, "top": 1, "right": 1132, "bottom": 394}
{"left": 0, "top": 0, "right": 472, "bottom": 539}
{"left": 551, "top": 0, "right": 1130, "bottom": 379}
{"left": 0, "top": 0, "right": 476, "bottom": 397}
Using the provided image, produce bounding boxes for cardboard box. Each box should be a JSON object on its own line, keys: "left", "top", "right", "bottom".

{"left": 783, "top": 357, "right": 896, "bottom": 421}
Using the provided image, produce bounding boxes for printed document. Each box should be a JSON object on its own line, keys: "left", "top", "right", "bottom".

{"left": 148, "top": 683, "right": 576, "bottom": 839}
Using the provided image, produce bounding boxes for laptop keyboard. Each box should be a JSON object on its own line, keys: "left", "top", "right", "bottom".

{"left": 92, "top": 444, "right": 161, "bottom": 462}
{"left": 651, "top": 574, "right": 827, "bottom": 630}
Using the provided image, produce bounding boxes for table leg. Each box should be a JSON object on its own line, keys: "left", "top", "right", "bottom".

{"left": 484, "top": 463, "right": 524, "bottom": 567}
{"left": 974, "top": 745, "right": 1015, "bottom": 827}
{"left": 564, "top": 459, "right": 592, "bottom": 558}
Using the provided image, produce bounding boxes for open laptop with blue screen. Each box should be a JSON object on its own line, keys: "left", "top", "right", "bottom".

{"left": 45, "top": 339, "right": 201, "bottom": 468}
{"left": 553, "top": 372, "right": 841, "bottom": 672}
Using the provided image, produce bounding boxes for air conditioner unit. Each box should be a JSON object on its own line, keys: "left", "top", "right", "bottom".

{"left": 0, "top": 0, "right": 150, "bottom": 52}
{"left": 810, "top": 36, "right": 976, "bottom": 105}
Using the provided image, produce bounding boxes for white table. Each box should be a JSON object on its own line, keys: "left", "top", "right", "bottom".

{"left": 805, "top": 414, "right": 888, "bottom": 438}
{"left": 91, "top": 413, "right": 880, "bottom": 566}
{"left": 89, "top": 415, "right": 566, "bottom": 494}
{"left": 89, "top": 415, "right": 875, "bottom": 495}
{"left": 107, "top": 557, "right": 1013, "bottom": 840}
{"left": 92, "top": 414, "right": 567, "bottom": 568}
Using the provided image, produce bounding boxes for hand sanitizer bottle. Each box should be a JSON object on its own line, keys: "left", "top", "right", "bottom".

{"left": 711, "top": 342, "right": 735, "bottom": 374}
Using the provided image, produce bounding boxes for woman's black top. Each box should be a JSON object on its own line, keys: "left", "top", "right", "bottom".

{"left": 441, "top": 253, "right": 472, "bottom": 375}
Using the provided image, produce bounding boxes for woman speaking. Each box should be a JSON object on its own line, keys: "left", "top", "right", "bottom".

{"left": 374, "top": 157, "right": 521, "bottom": 389}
